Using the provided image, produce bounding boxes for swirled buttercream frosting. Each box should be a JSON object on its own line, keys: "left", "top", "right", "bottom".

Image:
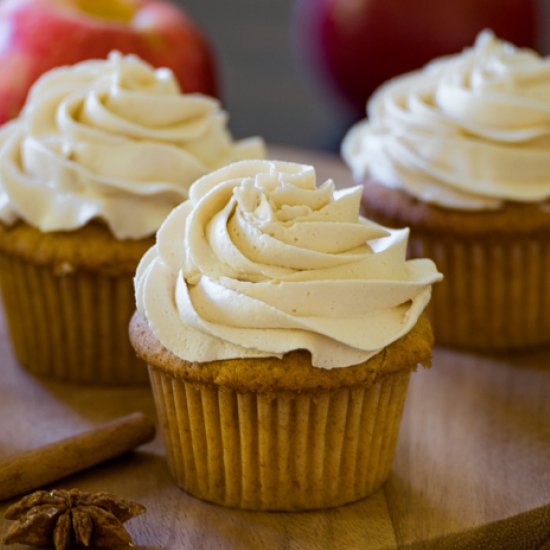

{"left": 135, "top": 160, "right": 442, "bottom": 369}
{"left": 342, "top": 31, "right": 550, "bottom": 210}
{"left": 0, "top": 52, "right": 264, "bottom": 239}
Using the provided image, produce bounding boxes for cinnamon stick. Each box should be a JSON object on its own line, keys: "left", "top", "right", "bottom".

{"left": 0, "top": 412, "right": 155, "bottom": 501}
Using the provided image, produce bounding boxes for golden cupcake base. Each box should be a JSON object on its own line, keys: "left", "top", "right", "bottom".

{"left": 410, "top": 234, "right": 550, "bottom": 350}
{"left": 0, "top": 222, "right": 153, "bottom": 385}
{"left": 362, "top": 182, "right": 550, "bottom": 351}
{"left": 149, "top": 367, "right": 409, "bottom": 510}
{"left": 130, "top": 312, "right": 434, "bottom": 510}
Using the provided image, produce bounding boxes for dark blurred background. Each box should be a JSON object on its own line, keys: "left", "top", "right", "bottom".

{"left": 176, "top": 0, "right": 550, "bottom": 151}
{"left": 173, "top": 0, "right": 349, "bottom": 150}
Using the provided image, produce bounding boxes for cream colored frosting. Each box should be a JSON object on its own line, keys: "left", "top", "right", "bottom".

{"left": 135, "top": 160, "right": 442, "bottom": 369}
{"left": 342, "top": 31, "right": 550, "bottom": 210}
{"left": 0, "top": 52, "right": 264, "bottom": 239}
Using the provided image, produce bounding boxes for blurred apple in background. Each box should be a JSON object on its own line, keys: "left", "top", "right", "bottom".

{"left": 294, "top": 0, "right": 537, "bottom": 119}
{"left": 0, "top": 0, "right": 218, "bottom": 123}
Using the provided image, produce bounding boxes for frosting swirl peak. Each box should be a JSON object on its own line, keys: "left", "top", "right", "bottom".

{"left": 0, "top": 52, "right": 264, "bottom": 238}
{"left": 342, "top": 31, "right": 550, "bottom": 210}
{"left": 135, "top": 160, "right": 442, "bottom": 369}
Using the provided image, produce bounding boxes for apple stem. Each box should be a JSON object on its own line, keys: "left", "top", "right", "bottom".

{"left": 75, "top": 0, "right": 138, "bottom": 23}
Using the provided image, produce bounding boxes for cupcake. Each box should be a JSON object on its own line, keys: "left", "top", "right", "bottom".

{"left": 342, "top": 31, "right": 550, "bottom": 350}
{"left": 130, "top": 159, "right": 442, "bottom": 510}
{"left": 0, "top": 52, "right": 264, "bottom": 384}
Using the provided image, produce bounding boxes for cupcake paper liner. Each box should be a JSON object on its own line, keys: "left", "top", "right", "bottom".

{"left": 0, "top": 252, "right": 148, "bottom": 385}
{"left": 409, "top": 234, "right": 550, "bottom": 350}
{"left": 148, "top": 365, "right": 410, "bottom": 511}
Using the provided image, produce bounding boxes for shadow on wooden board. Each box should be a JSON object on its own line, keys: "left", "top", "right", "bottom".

{"left": 403, "top": 504, "right": 550, "bottom": 550}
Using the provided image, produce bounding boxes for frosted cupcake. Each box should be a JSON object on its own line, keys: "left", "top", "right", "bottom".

{"left": 342, "top": 31, "right": 550, "bottom": 350}
{"left": 0, "top": 52, "right": 264, "bottom": 384}
{"left": 130, "top": 159, "right": 442, "bottom": 510}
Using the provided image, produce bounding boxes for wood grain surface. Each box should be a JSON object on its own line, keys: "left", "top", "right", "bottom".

{"left": 0, "top": 148, "right": 549, "bottom": 549}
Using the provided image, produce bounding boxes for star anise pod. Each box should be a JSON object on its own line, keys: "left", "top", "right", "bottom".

{"left": 3, "top": 488, "right": 145, "bottom": 550}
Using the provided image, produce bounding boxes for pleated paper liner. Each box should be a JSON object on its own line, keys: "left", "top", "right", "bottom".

{"left": 409, "top": 234, "right": 550, "bottom": 350}
{"left": 0, "top": 222, "right": 153, "bottom": 385}
{"left": 149, "top": 365, "right": 410, "bottom": 511}
{"left": 0, "top": 253, "right": 148, "bottom": 384}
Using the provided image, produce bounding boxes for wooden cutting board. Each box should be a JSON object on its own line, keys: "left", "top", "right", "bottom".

{"left": 0, "top": 147, "right": 549, "bottom": 549}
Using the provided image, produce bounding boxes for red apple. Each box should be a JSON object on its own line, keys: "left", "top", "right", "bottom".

{"left": 294, "top": 0, "right": 537, "bottom": 116}
{"left": 0, "top": 0, "right": 218, "bottom": 123}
